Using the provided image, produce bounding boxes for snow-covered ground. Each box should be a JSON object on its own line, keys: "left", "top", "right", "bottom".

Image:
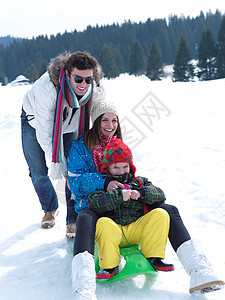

{"left": 0, "top": 74, "right": 225, "bottom": 300}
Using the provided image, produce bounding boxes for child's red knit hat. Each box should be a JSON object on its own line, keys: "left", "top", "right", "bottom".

{"left": 101, "top": 138, "right": 136, "bottom": 175}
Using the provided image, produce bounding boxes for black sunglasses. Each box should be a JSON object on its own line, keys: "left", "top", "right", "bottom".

{"left": 74, "top": 75, "right": 93, "bottom": 84}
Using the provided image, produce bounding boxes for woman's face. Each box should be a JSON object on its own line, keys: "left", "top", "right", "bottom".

{"left": 100, "top": 113, "right": 118, "bottom": 136}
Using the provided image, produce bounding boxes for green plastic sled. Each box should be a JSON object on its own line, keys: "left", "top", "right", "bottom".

{"left": 94, "top": 244, "right": 156, "bottom": 283}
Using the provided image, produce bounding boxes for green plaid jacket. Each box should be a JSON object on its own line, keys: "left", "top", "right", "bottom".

{"left": 88, "top": 173, "right": 166, "bottom": 225}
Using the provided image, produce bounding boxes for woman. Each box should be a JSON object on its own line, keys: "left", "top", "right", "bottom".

{"left": 67, "top": 101, "right": 224, "bottom": 299}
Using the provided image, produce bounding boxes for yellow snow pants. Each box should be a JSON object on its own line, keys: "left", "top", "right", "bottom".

{"left": 95, "top": 208, "right": 170, "bottom": 269}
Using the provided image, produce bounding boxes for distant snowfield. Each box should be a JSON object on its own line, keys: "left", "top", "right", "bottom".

{"left": 0, "top": 74, "right": 225, "bottom": 300}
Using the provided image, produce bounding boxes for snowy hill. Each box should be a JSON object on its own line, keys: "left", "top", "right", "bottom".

{"left": 0, "top": 74, "right": 225, "bottom": 300}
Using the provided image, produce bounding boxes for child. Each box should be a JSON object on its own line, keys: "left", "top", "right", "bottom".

{"left": 88, "top": 138, "right": 174, "bottom": 280}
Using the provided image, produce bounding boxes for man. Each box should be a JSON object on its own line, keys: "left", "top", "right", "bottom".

{"left": 21, "top": 51, "right": 105, "bottom": 237}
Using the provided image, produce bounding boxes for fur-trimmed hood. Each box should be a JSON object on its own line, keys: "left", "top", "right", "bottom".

{"left": 47, "top": 52, "right": 103, "bottom": 88}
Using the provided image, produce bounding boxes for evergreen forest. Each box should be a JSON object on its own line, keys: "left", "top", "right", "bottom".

{"left": 0, "top": 10, "right": 225, "bottom": 83}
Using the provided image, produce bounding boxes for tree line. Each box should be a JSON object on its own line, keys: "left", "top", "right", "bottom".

{"left": 0, "top": 10, "right": 224, "bottom": 84}
{"left": 172, "top": 13, "right": 225, "bottom": 82}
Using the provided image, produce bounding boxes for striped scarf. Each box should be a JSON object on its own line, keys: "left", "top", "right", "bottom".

{"left": 52, "top": 66, "right": 93, "bottom": 165}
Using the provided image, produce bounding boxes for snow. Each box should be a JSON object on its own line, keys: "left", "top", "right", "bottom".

{"left": 0, "top": 75, "right": 225, "bottom": 300}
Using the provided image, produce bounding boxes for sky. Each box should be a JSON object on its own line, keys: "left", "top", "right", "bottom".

{"left": 1, "top": 0, "right": 225, "bottom": 39}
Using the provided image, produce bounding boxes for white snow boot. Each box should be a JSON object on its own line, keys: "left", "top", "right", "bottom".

{"left": 71, "top": 251, "right": 97, "bottom": 300}
{"left": 177, "top": 239, "right": 225, "bottom": 294}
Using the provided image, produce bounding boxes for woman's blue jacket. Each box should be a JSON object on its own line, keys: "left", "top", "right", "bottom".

{"left": 67, "top": 139, "right": 106, "bottom": 213}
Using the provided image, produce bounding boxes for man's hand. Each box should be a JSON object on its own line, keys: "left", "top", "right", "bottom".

{"left": 65, "top": 175, "right": 70, "bottom": 189}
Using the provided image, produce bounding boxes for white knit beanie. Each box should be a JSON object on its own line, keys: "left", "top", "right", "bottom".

{"left": 91, "top": 101, "right": 118, "bottom": 124}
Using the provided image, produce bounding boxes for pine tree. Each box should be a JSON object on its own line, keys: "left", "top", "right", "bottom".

{"left": 6, "top": 48, "right": 18, "bottom": 80}
{"left": 146, "top": 42, "right": 164, "bottom": 80}
{"left": 129, "top": 40, "right": 146, "bottom": 75}
{"left": 39, "top": 60, "right": 48, "bottom": 77}
{"left": 0, "top": 46, "right": 4, "bottom": 84}
{"left": 0, "top": 72, "right": 4, "bottom": 85}
{"left": 173, "top": 35, "right": 194, "bottom": 82}
{"left": 113, "top": 46, "right": 126, "bottom": 74}
{"left": 98, "top": 46, "right": 118, "bottom": 78}
{"left": 197, "top": 28, "right": 216, "bottom": 80}
{"left": 27, "top": 64, "right": 39, "bottom": 83}
{"left": 216, "top": 15, "right": 225, "bottom": 79}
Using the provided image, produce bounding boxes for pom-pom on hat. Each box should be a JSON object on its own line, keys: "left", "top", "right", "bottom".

{"left": 101, "top": 138, "right": 136, "bottom": 175}
{"left": 91, "top": 101, "right": 118, "bottom": 124}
